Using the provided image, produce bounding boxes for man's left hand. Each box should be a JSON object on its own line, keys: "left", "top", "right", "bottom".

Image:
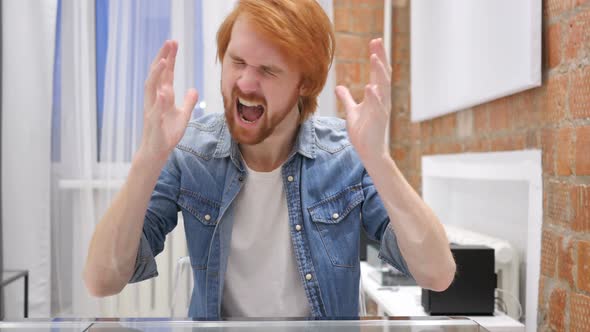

{"left": 336, "top": 38, "right": 391, "bottom": 163}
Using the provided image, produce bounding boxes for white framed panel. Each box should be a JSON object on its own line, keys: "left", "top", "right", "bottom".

{"left": 422, "top": 150, "right": 542, "bottom": 332}
{"left": 410, "top": 0, "right": 541, "bottom": 122}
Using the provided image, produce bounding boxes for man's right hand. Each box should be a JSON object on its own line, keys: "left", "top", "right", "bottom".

{"left": 84, "top": 40, "right": 199, "bottom": 297}
{"left": 139, "top": 40, "right": 199, "bottom": 163}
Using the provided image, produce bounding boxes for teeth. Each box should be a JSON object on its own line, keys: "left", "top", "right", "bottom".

{"left": 238, "top": 97, "right": 262, "bottom": 108}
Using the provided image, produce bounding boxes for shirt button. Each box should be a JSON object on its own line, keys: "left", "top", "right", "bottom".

{"left": 305, "top": 273, "right": 313, "bottom": 281}
{"left": 295, "top": 224, "right": 302, "bottom": 231}
{"left": 287, "top": 176, "right": 294, "bottom": 182}
{"left": 332, "top": 213, "right": 339, "bottom": 220}
{"left": 204, "top": 214, "right": 211, "bottom": 221}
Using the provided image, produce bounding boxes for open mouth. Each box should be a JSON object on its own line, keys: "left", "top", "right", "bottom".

{"left": 236, "top": 97, "right": 265, "bottom": 124}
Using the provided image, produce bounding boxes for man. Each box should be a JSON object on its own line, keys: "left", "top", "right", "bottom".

{"left": 84, "top": 0, "right": 455, "bottom": 318}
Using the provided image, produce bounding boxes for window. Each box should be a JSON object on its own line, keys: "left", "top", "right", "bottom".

{"left": 52, "top": 0, "right": 204, "bottom": 163}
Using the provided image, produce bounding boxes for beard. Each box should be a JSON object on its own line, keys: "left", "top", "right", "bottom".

{"left": 222, "top": 84, "right": 300, "bottom": 146}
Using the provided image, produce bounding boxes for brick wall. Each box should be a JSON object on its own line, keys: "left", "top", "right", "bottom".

{"left": 334, "top": 0, "right": 385, "bottom": 117}
{"left": 333, "top": 0, "right": 590, "bottom": 330}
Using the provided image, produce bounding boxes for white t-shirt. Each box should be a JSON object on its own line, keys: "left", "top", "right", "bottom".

{"left": 221, "top": 164, "right": 311, "bottom": 317}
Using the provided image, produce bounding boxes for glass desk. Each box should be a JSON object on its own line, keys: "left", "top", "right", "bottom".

{"left": 0, "top": 320, "right": 93, "bottom": 332}
{"left": 0, "top": 317, "right": 491, "bottom": 332}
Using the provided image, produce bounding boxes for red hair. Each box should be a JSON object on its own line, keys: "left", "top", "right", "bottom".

{"left": 217, "top": 0, "right": 335, "bottom": 121}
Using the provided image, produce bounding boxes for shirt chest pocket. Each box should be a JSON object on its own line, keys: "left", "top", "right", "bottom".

{"left": 308, "top": 184, "right": 364, "bottom": 268}
{"left": 178, "top": 189, "right": 221, "bottom": 269}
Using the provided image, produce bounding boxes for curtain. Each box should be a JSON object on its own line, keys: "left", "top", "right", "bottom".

{"left": 51, "top": 0, "right": 101, "bottom": 316}
{"left": 52, "top": 0, "right": 200, "bottom": 317}
{"left": 100, "top": 0, "right": 171, "bottom": 163}
{"left": 98, "top": 0, "right": 172, "bottom": 316}
{"left": 1, "top": 0, "right": 57, "bottom": 318}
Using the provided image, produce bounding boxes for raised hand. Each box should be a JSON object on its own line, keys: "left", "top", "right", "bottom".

{"left": 335, "top": 38, "right": 391, "bottom": 163}
{"left": 139, "top": 40, "right": 199, "bottom": 162}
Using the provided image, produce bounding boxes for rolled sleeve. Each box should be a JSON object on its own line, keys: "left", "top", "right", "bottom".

{"left": 128, "top": 232, "right": 159, "bottom": 283}
{"left": 378, "top": 225, "right": 413, "bottom": 278}
{"left": 128, "top": 153, "right": 181, "bottom": 284}
{"left": 361, "top": 170, "right": 413, "bottom": 279}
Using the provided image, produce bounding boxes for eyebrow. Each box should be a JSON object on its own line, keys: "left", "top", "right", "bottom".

{"left": 228, "top": 53, "right": 284, "bottom": 74}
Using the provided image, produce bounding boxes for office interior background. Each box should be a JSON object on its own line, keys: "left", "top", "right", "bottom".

{"left": 0, "top": 0, "right": 589, "bottom": 331}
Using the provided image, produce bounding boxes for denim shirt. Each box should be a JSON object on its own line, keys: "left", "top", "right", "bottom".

{"left": 129, "top": 113, "right": 412, "bottom": 318}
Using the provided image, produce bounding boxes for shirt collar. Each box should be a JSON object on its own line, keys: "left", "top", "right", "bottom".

{"left": 213, "top": 116, "right": 317, "bottom": 170}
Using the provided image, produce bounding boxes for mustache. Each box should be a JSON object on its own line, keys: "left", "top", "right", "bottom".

{"left": 232, "top": 86, "right": 267, "bottom": 107}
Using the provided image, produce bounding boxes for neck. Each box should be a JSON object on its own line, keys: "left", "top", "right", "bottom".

{"left": 239, "top": 106, "right": 300, "bottom": 172}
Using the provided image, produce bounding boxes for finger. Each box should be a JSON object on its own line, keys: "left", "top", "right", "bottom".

{"left": 364, "top": 84, "right": 384, "bottom": 111}
{"left": 162, "top": 41, "right": 178, "bottom": 86}
{"left": 371, "top": 54, "right": 391, "bottom": 102}
{"left": 158, "top": 84, "right": 175, "bottom": 111}
{"left": 335, "top": 85, "right": 357, "bottom": 113}
{"left": 369, "top": 38, "right": 391, "bottom": 73}
{"left": 154, "top": 89, "right": 165, "bottom": 114}
{"left": 145, "top": 59, "right": 167, "bottom": 107}
{"left": 371, "top": 54, "right": 391, "bottom": 84}
{"left": 181, "top": 88, "right": 200, "bottom": 120}
{"left": 369, "top": 55, "right": 377, "bottom": 86}
{"left": 150, "top": 40, "right": 171, "bottom": 71}
{"left": 151, "top": 84, "right": 174, "bottom": 116}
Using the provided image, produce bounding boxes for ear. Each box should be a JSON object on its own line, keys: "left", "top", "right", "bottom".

{"left": 299, "top": 80, "right": 310, "bottom": 96}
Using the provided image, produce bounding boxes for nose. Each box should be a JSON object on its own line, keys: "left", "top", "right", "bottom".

{"left": 236, "top": 66, "right": 260, "bottom": 94}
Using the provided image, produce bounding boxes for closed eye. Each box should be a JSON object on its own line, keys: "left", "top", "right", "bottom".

{"left": 228, "top": 53, "right": 281, "bottom": 77}
{"left": 261, "top": 67, "right": 277, "bottom": 77}
{"left": 229, "top": 54, "right": 246, "bottom": 66}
